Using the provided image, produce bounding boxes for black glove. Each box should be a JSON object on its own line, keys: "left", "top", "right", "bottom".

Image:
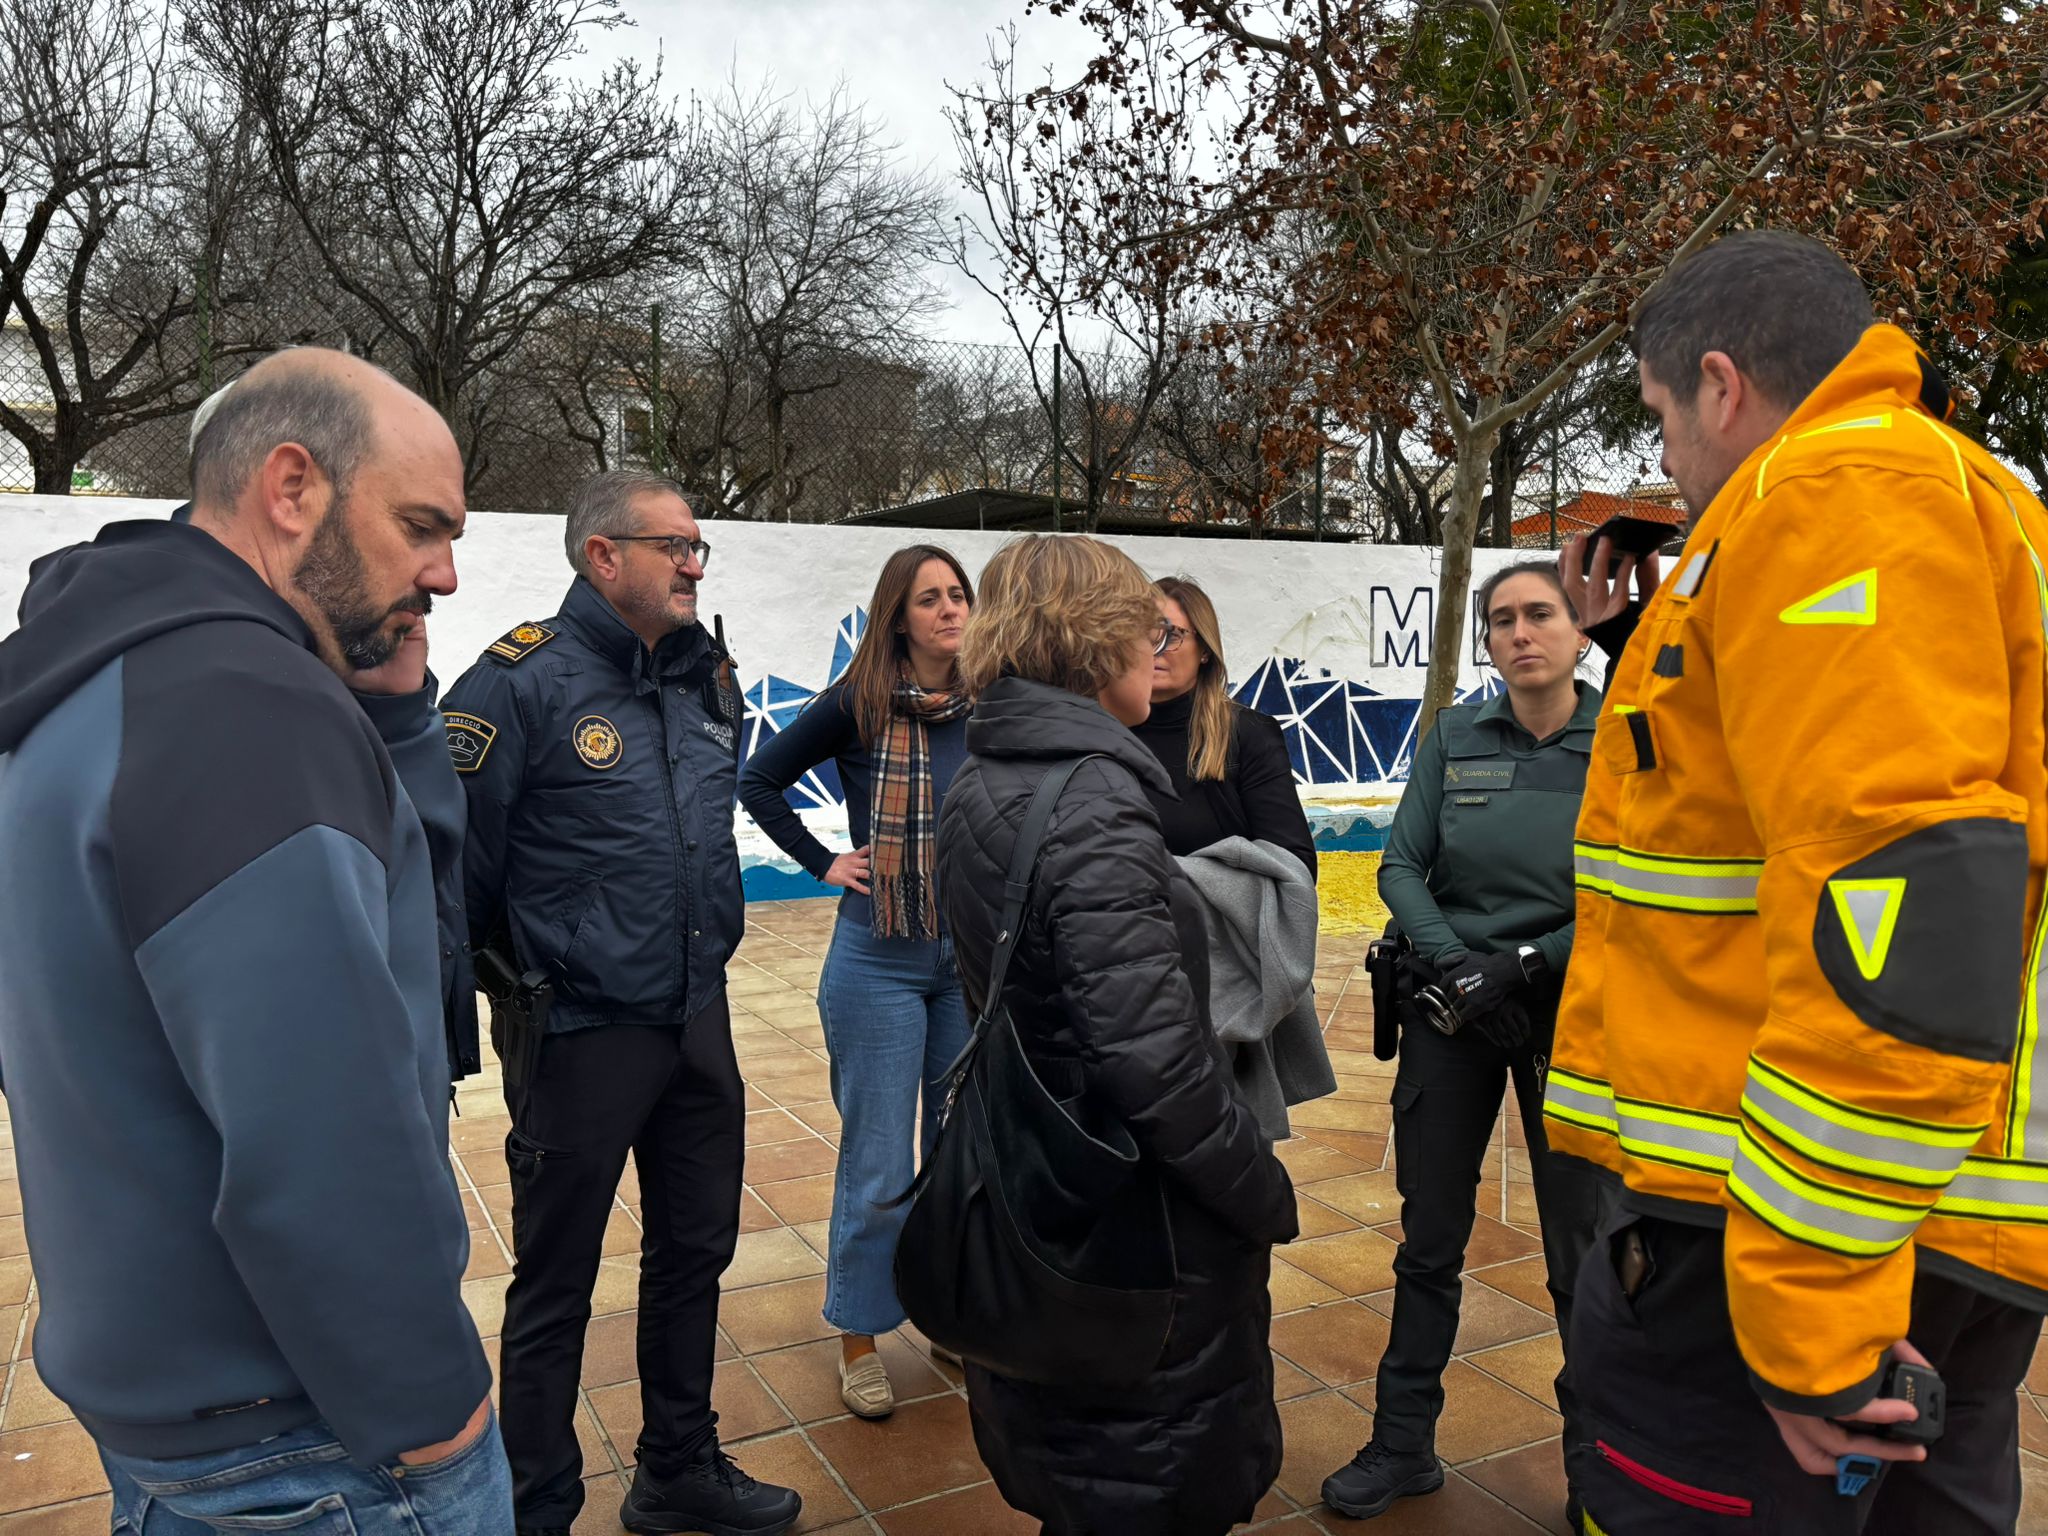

{"left": 1439, "top": 952, "right": 1534, "bottom": 1049}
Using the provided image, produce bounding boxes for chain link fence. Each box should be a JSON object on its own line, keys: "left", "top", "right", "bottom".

{"left": 1, "top": 293, "right": 1659, "bottom": 541}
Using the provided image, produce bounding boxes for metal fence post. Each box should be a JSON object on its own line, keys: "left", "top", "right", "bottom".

{"left": 196, "top": 256, "right": 214, "bottom": 398}
{"left": 649, "top": 303, "right": 666, "bottom": 476}
{"left": 1051, "top": 354, "right": 1062, "bottom": 534}
{"left": 1314, "top": 409, "right": 1325, "bottom": 541}
{"left": 1549, "top": 421, "right": 1560, "bottom": 549}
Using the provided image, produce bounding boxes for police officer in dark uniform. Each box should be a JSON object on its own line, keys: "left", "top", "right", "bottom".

{"left": 1322, "top": 560, "right": 1609, "bottom": 1524}
{"left": 443, "top": 471, "right": 799, "bottom": 1536}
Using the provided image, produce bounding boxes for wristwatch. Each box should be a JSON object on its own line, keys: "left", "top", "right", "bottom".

{"left": 1516, "top": 945, "right": 1548, "bottom": 987}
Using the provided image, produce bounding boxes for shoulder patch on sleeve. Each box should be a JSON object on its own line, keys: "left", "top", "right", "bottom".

{"left": 444, "top": 711, "right": 497, "bottom": 773}
{"left": 486, "top": 623, "right": 557, "bottom": 665}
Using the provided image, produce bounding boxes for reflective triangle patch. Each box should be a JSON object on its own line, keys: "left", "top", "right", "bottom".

{"left": 1781, "top": 569, "right": 1877, "bottom": 626}
{"left": 1829, "top": 877, "right": 1907, "bottom": 981}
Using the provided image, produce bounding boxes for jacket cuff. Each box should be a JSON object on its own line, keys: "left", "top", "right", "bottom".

{"left": 1747, "top": 1355, "right": 1887, "bottom": 1419}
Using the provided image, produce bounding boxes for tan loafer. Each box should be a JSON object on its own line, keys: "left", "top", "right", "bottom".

{"left": 839, "top": 1350, "right": 894, "bottom": 1418}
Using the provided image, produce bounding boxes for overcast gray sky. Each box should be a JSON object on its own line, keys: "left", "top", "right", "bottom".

{"left": 589, "top": 0, "right": 1103, "bottom": 346}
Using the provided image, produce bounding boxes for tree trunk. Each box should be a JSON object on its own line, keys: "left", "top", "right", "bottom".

{"left": 1419, "top": 432, "right": 1494, "bottom": 739}
{"left": 33, "top": 450, "right": 76, "bottom": 495}
{"left": 769, "top": 399, "right": 790, "bottom": 522}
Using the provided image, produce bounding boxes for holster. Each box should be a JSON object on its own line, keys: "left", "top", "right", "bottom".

{"left": 474, "top": 945, "right": 551, "bottom": 1100}
{"left": 1364, "top": 921, "right": 1443, "bottom": 1060}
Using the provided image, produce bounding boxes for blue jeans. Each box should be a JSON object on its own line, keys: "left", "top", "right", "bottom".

{"left": 817, "top": 913, "right": 972, "bottom": 1334}
{"left": 100, "top": 1412, "right": 514, "bottom": 1534}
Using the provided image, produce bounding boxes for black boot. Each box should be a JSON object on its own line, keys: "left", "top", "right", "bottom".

{"left": 619, "top": 1450, "right": 801, "bottom": 1536}
{"left": 1320, "top": 1440, "right": 1445, "bottom": 1519}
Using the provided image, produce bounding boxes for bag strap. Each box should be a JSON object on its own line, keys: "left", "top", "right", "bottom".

{"left": 876, "top": 753, "right": 1103, "bottom": 1211}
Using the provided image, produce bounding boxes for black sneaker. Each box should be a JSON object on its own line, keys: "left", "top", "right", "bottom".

{"left": 620, "top": 1451, "right": 802, "bottom": 1536}
{"left": 1320, "top": 1440, "right": 1446, "bottom": 1519}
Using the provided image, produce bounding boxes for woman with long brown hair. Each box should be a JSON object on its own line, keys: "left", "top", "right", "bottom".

{"left": 1134, "top": 575, "right": 1316, "bottom": 875}
{"left": 738, "top": 544, "right": 975, "bottom": 1419}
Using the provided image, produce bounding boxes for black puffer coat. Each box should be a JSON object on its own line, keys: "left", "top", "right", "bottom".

{"left": 936, "top": 677, "right": 1299, "bottom": 1536}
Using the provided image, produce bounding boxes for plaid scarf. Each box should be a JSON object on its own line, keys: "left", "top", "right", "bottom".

{"left": 869, "top": 671, "right": 973, "bottom": 940}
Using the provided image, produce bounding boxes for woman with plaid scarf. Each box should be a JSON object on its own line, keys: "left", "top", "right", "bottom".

{"left": 737, "top": 544, "right": 977, "bottom": 1419}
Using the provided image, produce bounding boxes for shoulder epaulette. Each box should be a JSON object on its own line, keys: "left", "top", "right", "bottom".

{"left": 486, "top": 622, "right": 558, "bottom": 665}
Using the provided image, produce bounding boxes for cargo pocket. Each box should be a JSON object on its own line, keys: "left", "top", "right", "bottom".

{"left": 1569, "top": 1427, "right": 1766, "bottom": 1531}
{"left": 1594, "top": 707, "right": 1660, "bottom": 776}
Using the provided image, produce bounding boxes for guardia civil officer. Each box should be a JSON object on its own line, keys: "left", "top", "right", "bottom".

{"left": 443, "top": 471, "right": 799, "bottom": 1536}
{"left": 1321, "top": 560, "right": 1608, "bottom": 1523}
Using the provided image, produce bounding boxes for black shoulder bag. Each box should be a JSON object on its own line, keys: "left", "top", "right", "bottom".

{"left": 887, "top": 755, "right": 1177, "bottom": 1389}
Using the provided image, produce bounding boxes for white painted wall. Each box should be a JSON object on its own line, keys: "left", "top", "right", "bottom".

{"left": 0, "top": 495, "right": 1547, "bottom": 710}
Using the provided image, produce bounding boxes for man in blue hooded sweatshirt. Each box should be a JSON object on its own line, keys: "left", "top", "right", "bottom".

{"left": 0, "top": 347, "right": 508, "bottom": 1530}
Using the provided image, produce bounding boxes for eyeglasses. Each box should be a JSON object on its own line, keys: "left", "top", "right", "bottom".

{"left": 612, "top": 535, "right": 711, "bottom": 570}
{"left": 1156, "top": 622, "right": 1191, "bottom": 655}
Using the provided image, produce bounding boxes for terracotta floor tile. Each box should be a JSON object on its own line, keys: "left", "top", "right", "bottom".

{"left": 739, "top": 1187, "right": 783, "bottom": 1235}
{"left": 590, "top": 1258, "right": 642, "bottom": 1318}
{"left": 2023, "top": 1390, "right": 2048, "bottom": 1458}
{"left": 1287, "top": 1098, "right": 1392, "bottom": 1135}
{"left": 724, "top": 1227, "right": 829, "bottom": 1291}
{"left": 1271, "top": 1302, "right": 1391, "bottom": 1389}
{"left": 449, "top": 1112, "right": 513, "bottom": 1153}
{"left": 1284, "top": 1227, "right": 1401, "bottom": 1297}
{"left": 1470, "top": 1256, "right": 1556, "bottom": 1318}
{"left": 2024, "top": 1449, "right": 2048, "bottom": 1532}
{"left": 781, "top": 1024, "right": 829, "bottom": 1052}
{"left": 757, "top": 1066, "right": 837, "bottom": 1107}
{"left": 17, "top": 1304, "right": 35, "bottom": 1360}
{"left": 1271, "top": 1257, "right": 1345, "bottom": 1315}
{"left": 477, "top": 1181, "right": 515, "bottom": 1225}
{"left": 743, "top": 1083, "right": 778, "bottom": 1113}
{"left": 1304, "top": 1170, "right": 1404, "bottom": 1225}
{"left": 809, "top": 1393, "right": 984, "bottom": 1510}
{"left": 791, "top": 1101, "right": 844, "bottom": 1137}
{"left": 876, "top": 1480, "right": 1037, "bottom": 1535}
{"left": 574, "top": 1394, "right": 617, "bottom": 1475}
{"left": 719, "top": 1275, "right": 835, "bottom": 1355}
{"left": 752, "top": 1335, "right": 951, "bottom": 1425}
{"left": 747, "top": 1109, "right": 814, "bottom": 1148}
{"left": 0, "top": 1183, "right": 18, "bottom": 1220}
{"left": 722, "top": 1429, "right": 858, "bottom": 1530}
{"left": 570, "top": 1475, "right": 628, "bottom": 1535}
{"left": 0, "top": 1310, "right": 19, "bottom": 1367}
{"left": 462, "top": 1273, "right": 513, "bottom": 1337}
{"left": 464, "top": 1240, "right": 512, "bottom": 1282}
{"left": 1463, "top": 1215, "right": 1544, "bottom": 1269}
{"left": 757, "top": 1174, "right": 837, "bottom": 1227}
{"left": 0, "top": 1218, "right": 23, "bottom": 1261}
{"left": 1273, "top": 1352, "right": 1320, "bottom": 1402}
{"left": 2029, "top": 1324, "right": 2048, "bottom": 1396}
{"left": 0, "top": 1258, "right": 28, "bottom": 1309}
{"left": 793, "top": 1220, "right": 833, "bottom": 1261}
{"left": 746, "top": 1138, "right": 840, "bottom": 1186}
{"left": 1274, "top": 1139, "right": 1372, "bottom": 1186}
{"left": 1462, "top": 1439, "right": 1572, "bottom": 1535}
{"left": 1448, "top": 1283, "right": 1551, "bottom": 1354}
{"left": 1319, "top": 1469, "right": 1539, "bottom": 1534}
{"left": 1273, "top": 1390, "right": 1374, "bottom": 1506}
{"left": 1466, "top": 1333, "right": 1563, "bottom": 1413}
{"left": 1293, "top": 1195, "right": 1360, "bottom": 1241}
{"left": 0, "top": 1494, "right": 109, "bottom": 1534}
{"left": 1298, "top": 1129, "right": 1390, "bottom": 1167}
{"left": 3, "top": 1359, "right": 69, "bottom": 1431}
{"left": 0, "top": 1420, "right": 107, "bottom": 1515}
{"left": 582, "top": 1311, "right": 640, "bottom": 1389}
{"left": 1238, "top": 1517, "right": 1322, "bottom": 1533}
{"left": 1430, "top": 1360, "right": 1561, "bottom": 1464}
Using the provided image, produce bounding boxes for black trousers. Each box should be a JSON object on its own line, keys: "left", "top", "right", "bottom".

{"left": 1569, "top": 1208, "right": 2042, "bottom": 1534}
{"left": 1374, "top": 1007, "right": 1614, "bottom": 1457}
{"left": 497, "top": 996, "right": 745, "bottom": 1529}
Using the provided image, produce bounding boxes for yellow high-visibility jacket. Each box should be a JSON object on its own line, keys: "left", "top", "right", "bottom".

{"left": 1545, "top": 323, "right": 2048, "bottom": 1413}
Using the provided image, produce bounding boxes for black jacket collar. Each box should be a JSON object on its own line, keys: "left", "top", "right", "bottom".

{"left": 966, "top": 676, "right": 1176, "bottom": 796}
{"left": 557, "top": 576, "right": 711, "bottom": 689}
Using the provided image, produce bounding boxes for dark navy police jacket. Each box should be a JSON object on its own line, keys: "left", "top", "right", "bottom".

{"left": 442, "top": 577, "right": 745, "bottom": 1032}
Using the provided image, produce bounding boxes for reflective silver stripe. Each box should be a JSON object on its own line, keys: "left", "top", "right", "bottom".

{"left": 1615, "top": 1100, "right": 1737, "bottom": 1174}
{"left": 1742, "top": 1060, "right": 1979, "bottom": 1189}
{"left": 1544, "top": 1071, "right": 1618, "bottom": 1133}
{"left": 1675, "top": 551, "right": 1710, "bottom": 598}
{"left": 1729, "top": 1131, "right": 1922, "bottom": 1257}
{"left": 1940, "top": 1158, "right": 2048, "bottom": 1221}
{"left": 1574, "top": 844, "right": 1761, "bottom": 914}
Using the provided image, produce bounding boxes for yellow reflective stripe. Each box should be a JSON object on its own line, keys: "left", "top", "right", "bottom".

{"left": 1544, "top": 1069, "right": 1619, "bottom": 1136}
{"left": 1940, "top": 1156, "right": 2048, "bottom": 1224}
{"left": 1755, "top": 436, "right": 1790, "bottom": 498}
{"left": 1615, "top": 1098, "right": 1738, "bottom": 1175}
{"left": 1903, "top": 409, "right": 1968, "bottom": 498}
{"left": 1741, "top": 1057, "right": 1981, "bottom": 1191}
{"left": 1797, "top": 413, "right": 1892, "bottom": 438}
{"left": 1573, "top": 842, "right": 1761, "bottom": 915}
{"left": 1728, "top": 1128, "right": 1924, "bottom": 1257}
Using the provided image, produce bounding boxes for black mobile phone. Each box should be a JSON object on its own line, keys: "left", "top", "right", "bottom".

{"left": 1875, "top": 1359, "right": 1946, "bottom": 1446}
{"left": 1592, "top": 514, "right": 1674, "bottom": 578}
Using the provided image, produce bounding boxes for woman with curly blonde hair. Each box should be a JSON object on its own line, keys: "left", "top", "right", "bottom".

{"left": 935, "top": 534, "right": 1297, "bottom": 1536}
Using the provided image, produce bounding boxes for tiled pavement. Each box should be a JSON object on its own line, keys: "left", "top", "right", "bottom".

{"left": 6, "top": 894, "right": 2048, "bottom": 1533}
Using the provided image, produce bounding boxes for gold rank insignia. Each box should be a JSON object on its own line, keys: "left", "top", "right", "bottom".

{"left": 573, "top": 714, "right": 624, "bottom": 770}
{"left": 487, "top": 622, "right": 557, "bottom": 664}
{"left": 444, "top": 711, "right": 497, "bottom": 774}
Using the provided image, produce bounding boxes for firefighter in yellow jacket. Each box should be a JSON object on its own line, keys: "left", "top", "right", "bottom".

{"left": 1548, "top": 229, "right": 2048, "bottom": 1535}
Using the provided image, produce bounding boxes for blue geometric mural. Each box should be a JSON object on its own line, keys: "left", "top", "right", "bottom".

{"left": 740, "top": 616, "right": 1494, "bottom": 805}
